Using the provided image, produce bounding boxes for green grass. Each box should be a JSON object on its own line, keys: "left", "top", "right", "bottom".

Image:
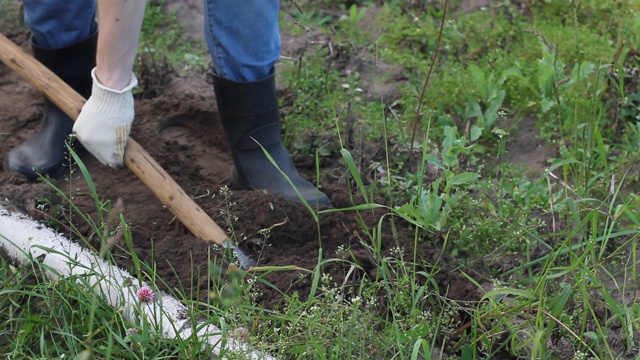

{"left": 2, "top": 0, "right": 640, "bottom": 358}
{"left": 135, "top": 0, "right": 208, "bottom": 97}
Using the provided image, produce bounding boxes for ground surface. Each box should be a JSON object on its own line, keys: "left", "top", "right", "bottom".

{"left": 0, "top": 1, "right": 548, "bottom": 318}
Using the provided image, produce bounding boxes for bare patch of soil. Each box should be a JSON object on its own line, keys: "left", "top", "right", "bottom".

{"left": 502, "top": 115, "right": 555, "bottom": 177}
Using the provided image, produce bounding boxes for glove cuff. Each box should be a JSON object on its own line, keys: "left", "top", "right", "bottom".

{"left": 91, "top": 67, "right": 138, "bottom": 93}
{"left": 88, "top": 67, "right": 137, "bottom": 117}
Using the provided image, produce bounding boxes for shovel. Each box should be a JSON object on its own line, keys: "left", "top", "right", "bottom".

{"left": 0, "top": 33, "right": 255, "bottom": 269}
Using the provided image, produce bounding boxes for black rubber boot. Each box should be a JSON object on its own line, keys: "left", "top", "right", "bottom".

{"left": 212, "top": 72, "right": 332, "bottom": 206}
{"left": 4, "top": 33, "right": 97, "bottom": 182}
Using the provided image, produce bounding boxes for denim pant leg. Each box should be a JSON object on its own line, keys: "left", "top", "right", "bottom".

{"left": 23, "top": 0, "right": 97, "bottom": 49}
{"left": 203, "top": 0, "right": 281, "bottom": 82}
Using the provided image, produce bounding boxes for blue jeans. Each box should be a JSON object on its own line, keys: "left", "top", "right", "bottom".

{"left": 23, "top": 1, "right": 97, "bottom": 50}
{"left": 22, "top": 0, "right": 281, "bottom": 82}
{"left": 203, "top": 0, "right": 280, "bottom": 81}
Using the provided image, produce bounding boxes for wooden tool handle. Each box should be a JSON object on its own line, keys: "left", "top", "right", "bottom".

{"left": 0, "top": 32, "right": 229, "bottom": 245}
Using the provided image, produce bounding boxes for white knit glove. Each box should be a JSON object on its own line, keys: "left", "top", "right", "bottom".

{"left": 73, "top": 67, "right": 138, "bottom": 167}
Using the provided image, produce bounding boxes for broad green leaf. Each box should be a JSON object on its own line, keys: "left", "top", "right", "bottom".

{"left": 449, "top": 172, "right": 479, "bottom": 187}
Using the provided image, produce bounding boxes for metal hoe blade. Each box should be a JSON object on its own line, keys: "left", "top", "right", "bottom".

{"left": 223, "top": 240, "right": 256, "bottom": 269}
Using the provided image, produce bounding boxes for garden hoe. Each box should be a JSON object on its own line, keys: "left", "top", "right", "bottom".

{"left": 0, "top": 32, "right": 255, "bottom": 269}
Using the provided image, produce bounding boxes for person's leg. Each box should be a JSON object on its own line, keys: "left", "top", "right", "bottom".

{"left": 203, "top": 0, "right": 279, "bottom": 81}
{"left": 5, "top": 1, "right": 97, "bottom": 181}
{"left": 203, "top": 0, "right": 332, "bottom": 205}
{"left": 23, "top": 0, "right": 97, "bottom": 50}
